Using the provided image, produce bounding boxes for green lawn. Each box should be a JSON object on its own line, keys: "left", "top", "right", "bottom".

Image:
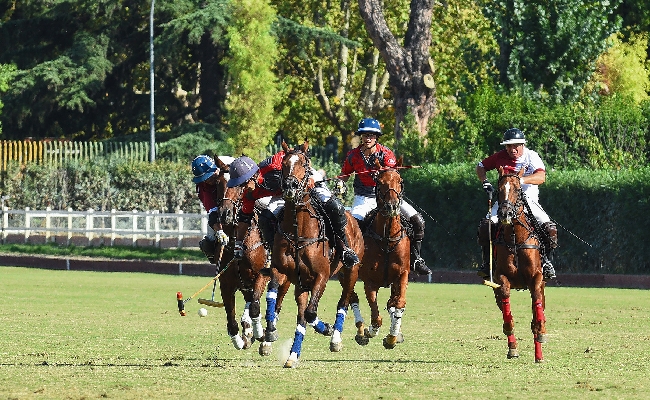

{"left": 1, "top": 266, "right": 648, "bottom": 399}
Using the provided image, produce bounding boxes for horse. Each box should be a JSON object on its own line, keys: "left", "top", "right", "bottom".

{"left": 491, "top": 166, "right": 548, "bottom": 362}
{"left": 353, "top": 158, "right": 410, "bottom": 349}
{"left": 209, "top": 158, "right": 289, "bottom": 351}
{"left": 268, "top": 141, "right": 364, "bottom": 367}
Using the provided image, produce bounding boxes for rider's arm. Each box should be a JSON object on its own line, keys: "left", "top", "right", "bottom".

{"left": 522, "top": 170, "right": 546, "bottom": 185}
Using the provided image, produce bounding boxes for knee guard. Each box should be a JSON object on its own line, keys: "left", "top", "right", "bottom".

{"left": 542, "top": 221, "right": 558, "bottom": 249}
{"left": 199, "top": 236, "right": 216, "bottom": 263}
{"left": 258, "top": 208, "right": 277, "bottom": 248}
{"left": 323, "top": 197, "right": 347, "bottom": 237}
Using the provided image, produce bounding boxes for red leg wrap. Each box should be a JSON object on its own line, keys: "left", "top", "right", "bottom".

{"left": 534, "top": 300, "right": 545, "bottom": 323}
{"left": 502, "top": 298, "right": 513, "bottom": 324}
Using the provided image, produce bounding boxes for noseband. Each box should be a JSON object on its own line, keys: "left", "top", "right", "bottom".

{"left": 374, "top": 169, "right": 403, "bottom": 217}
{"left": 282, "top": 150, "right": 312, "bottom": 203}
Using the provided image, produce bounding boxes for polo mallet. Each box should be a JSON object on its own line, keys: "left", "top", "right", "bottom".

{"left": 483, "top": 193, "right": 501, "bottom": 289}
{"left": 177, "top": 257, "right": 233, "bottom": 316}
{"left": 198, "top": 243, "right": 226, "bottom": 308}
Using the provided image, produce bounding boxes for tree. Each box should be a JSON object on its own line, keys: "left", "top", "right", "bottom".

{"left": 483, "top": 0, "right": 622, "bottom": 102}
{"left": 0, "top": 63, "right": 16, "bottom": 134}
{"left": 358, "top": 0, "right": 437, "bottom": 141}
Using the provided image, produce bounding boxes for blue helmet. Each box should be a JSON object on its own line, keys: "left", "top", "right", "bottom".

{"left": 227, "top": 156, "right": 259, "bottom": 188}
{"left": 357, "top": 118, "right": 382, "bottom": 136}
{"left": 191, "top": 155, "right": 218, "bottom": 183}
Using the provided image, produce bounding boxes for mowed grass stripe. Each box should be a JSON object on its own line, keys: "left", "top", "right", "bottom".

{"left": 1, "top": 266, "right": 649, "bottom": 399}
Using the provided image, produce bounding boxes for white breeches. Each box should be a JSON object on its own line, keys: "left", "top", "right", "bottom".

{"left": 350, "top": 195, "right": 418, "bottom": 221}
{"left": 488, "top": 194, "right": 550, "bottom": 225}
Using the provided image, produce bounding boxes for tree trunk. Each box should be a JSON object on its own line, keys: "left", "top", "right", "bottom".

{"left": 358, "top": 0, "right": 437, "bottom": 142}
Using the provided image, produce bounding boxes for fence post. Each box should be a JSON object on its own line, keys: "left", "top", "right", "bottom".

{"left": 177, "top": 209, "right": 184, "bottom": 248}
{"left": 111, "top": 209, "right": 117, "bottom": 246}
{"left": 86, "top": 208, "right": 94, "bottom": 242}
{"left": 132, "top": 209, "right": 138, "bottom": 246}
{"left": 24, "top": 207, "right": 31, "bottom": 243}
{"left": 2, "top": 205, "right": 8, "bottom": 243}
{"left": 67, "top": 207, "right": 73, "bottom": 246}
{"left": 153, "top": 210, "right": 160, "bottom": 247}
{"left": 201, "top": 209, "right": 208, "bottom": 235}
{"left": 45, "top": 207, "right": 51, "bottom": 242}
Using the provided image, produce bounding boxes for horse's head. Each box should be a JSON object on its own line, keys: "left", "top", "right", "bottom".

{"left": 210, "top": 159, "right": 240, "bottom": 226}
{"left": 497, "top": 166, "right": 525, "bottom": 225}
{"left": 373, "top": 158, "right": 403, "bottom": 217}
{"left": 281, "top": 141, "right": 311, "bottom": 202}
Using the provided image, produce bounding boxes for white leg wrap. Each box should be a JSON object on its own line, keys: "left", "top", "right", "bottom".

{"left": 231, "top": 334, "right": 245, "bottom": 350}
{"left": 331, "top": 330, "right": 342, "bottom": 344}
{"left": 389, "top": 307, "right": 404, "bottom": 336}
{"left": 351, "top": 303, "right": 364, "bottom": 324}
{"left": 252, "top": 316, "right": 264, "bottom": 339}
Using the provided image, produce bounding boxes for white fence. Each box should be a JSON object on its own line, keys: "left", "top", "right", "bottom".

{"left": 1, "top": 207, "right": 208, "bottom": 247}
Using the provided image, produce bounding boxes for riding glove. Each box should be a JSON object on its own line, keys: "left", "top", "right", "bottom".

{"left": 482, "top": 179, "right": 493, "bottom": 194}
{"left": 234, "top": 241, "right": 244, "bottom": 259}
{"left": 216, "top": 230, "right": 229, "bottom": 246}
{"left": 333, "top": 179, "right": 347, "bottom": 197}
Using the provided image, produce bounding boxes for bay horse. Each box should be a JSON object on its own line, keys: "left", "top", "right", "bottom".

{"left": 354, "top": 159, "right": 410, "bottom": 349}
{"left": 211, "top": 158, "right": 290, "bottom": 351}
{"left": 269, "top": 141, "right": 364, "bottom": 367}
{"left": 492, "top": 166, "right": 548, "bottom": 362}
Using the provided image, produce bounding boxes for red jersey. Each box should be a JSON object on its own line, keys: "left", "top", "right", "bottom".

{"left": 341, "top": 144, "right": 396, "bottom": 197}
{"left": 196, "top": 181, "right": 220, "bottom": 212}
{"left": 241, "top": 151, "right": 285, "bottom": 215}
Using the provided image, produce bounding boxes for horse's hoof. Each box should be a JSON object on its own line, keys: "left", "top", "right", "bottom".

{"left": 507, "top": 348, "right": 519, "bottom": 359}
{"left": 322, "top": 323, "right": 334, "bottom": 336}
{"left": 364, "top": 327, "right": 378, "bottom": 338}
{"left": 265, "top": 328, "right": 278, "bottom": 342}
{"left": 284, "top": 353, "right": 299, "bottom": 368}
{"left": 355, "top": 334, "right": 369, "bottom": 346}
{"left": 330, "top": 341, "right": 343, "bottom": 352}
{"left": 535, "top": 358, "right": 545, "bottom": 363}
{"left": 259, "top": 341, "right": 272, "bottom": 357}
{"left": 241, "top": 334, "right": 252, "bottom": 350}
{"left": 395, "top": 333, "right": 404, "bottom": 344}
{"left": 535, "top": 333, "right": 548, "bottom": 343}
{"left": 383, "top": 335, "right": 398, "bottom": 349}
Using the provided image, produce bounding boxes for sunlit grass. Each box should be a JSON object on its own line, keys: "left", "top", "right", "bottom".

{"left": 1, "top": 267, "right": 648, "bottom": 399}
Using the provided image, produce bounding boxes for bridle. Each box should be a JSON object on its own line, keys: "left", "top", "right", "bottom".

{"left": 373, "top": 168, "right": 403, "bottom": 217}
{"left": 281, "top": 149, "right": 312, "bottom": 204}
{"left": 496, "top": 173, "right": 540, "bottom": 253}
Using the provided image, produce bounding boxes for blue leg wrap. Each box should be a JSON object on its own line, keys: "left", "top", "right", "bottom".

{"left": 289, "top": 324, "right": 306, "bottom": 357}
{"left": 265, "top": 287, "right": 278, "bottom": 325}
{"left": 334, "top": 307, "right": 347, "bottom": 332}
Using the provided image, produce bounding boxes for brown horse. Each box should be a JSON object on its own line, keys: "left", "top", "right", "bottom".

{"left": 269, "top": 141, "right": 364, "bottom": 367}
{"left": 210, "top": 158, "right": 290, "bottom": 351}
{"left": 491, "top": 166, "right": 548, "bottom": 362}
{"left": 354, "top": 159, "right": 410, "bottom": 349}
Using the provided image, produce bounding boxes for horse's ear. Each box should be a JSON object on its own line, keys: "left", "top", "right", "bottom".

{"left": 498, "top": 166, "right": 504, "bottom": 176}
{"left": 301, "top": 141, "right": 309, "bottom": 153}
{"left": 517, "top": 167, "right": 525, "bottom": 178}
{"left": 374, "top": 158, "right": 382, "bottom": 169}
{"left": 215, "top": 157, "right": 228, "bottom": 171}
{"left": 282, "top": 141, "right": 289, "bottom": 152}
{"left": 396, "top": 156, "right": 403, "bottom": 168}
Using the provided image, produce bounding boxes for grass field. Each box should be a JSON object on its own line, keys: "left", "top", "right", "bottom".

{"left": 1, "top": 266, "right": 649, "bottom": 399}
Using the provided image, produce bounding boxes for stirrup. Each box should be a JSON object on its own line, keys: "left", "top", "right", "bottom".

{"left": 412, "top": 258, "right": 431, "bottom": 275}
{"left": 341, "top": 248, "right": 359, "bottom": 268}
{"left": 542, "top": 260, "right": 556, "bottom": 280}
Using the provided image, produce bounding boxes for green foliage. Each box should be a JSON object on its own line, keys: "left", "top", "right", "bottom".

{"left": 224, "top": 0, "right": 281, "bottom": 157}
{"left": 156, "top": 123, "right": 233, "bottom": 163}
{"left": 588, "top": 32, "right": 650, "bottom": 104}
{"left": 483, "top": 0, "right": 622, "bottom": 102}
{"left": 0, "top": 63, "right": 17, "bottom": 133}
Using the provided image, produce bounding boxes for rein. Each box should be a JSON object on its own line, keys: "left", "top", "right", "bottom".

{"left": 496, "top": 174, "right": 541, "bottom": 260}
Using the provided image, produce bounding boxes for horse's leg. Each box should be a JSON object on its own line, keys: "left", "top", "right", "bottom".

{"left": 363, "top": 282, "right": 382, "bottom": 339}
{"left": 305, "top": 274, "right": 333, "bottom": 336}
{"left": 220, "top": 282, "right": 247, "bottom": 350}
{"left": 330, "top": 265, "right": 359, "bottom": 352}
{"left": 239, "top": 293, "right": 253, "bottom": 350}
{"left": 383, "top": 272, "right": 408, "bottom": 349}
{"left": 250, "top": 274, "right": 269, "bottom": 343}
{"left": 495, "top": 277, "right": 518, "bottom": 359}
{"left": 263, "top": 271, "right": 281, "bottom": 342}
{"left": 530, "top": 276, "right": 547, "bottom": 363}
{"left": 349, "top": 290, "right": 368, "bottom": 346}
{"left": 285, "top": 289, "right": 309, "bottom": 368}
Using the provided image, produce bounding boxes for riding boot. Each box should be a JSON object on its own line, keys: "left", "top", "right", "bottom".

{"left": 409, "top": 214, "right": 431, "bottom": 275}
{"left": 258, "top": 209, "right": 277, "bottom": 271}
{"left": 541, "top": 222, "right": 558, "bottom": 280}
{"left": 477, "top": 245, "right": 491, "bottom": 278}
{"left": 199, "top": 236, "right": 216, "bottom": 264}
{"left": 323, "top": 197, "right": 359, "bottom": 268}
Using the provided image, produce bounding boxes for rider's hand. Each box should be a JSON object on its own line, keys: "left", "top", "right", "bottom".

{"left": 333, "top": 179, "right": 347, "bottom": 197}
{"left": 216, "top": 230, "right": 229, "bottom": 246}
{"left": 234, "top": 241, "right": 244, "bottom": 259}
{"left": 482, "top": 179, "right": 493, "bottom": 194}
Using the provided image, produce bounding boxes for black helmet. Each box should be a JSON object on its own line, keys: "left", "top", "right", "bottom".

{"left": 500, "top": 128, "right": 526, "bottom": 145}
